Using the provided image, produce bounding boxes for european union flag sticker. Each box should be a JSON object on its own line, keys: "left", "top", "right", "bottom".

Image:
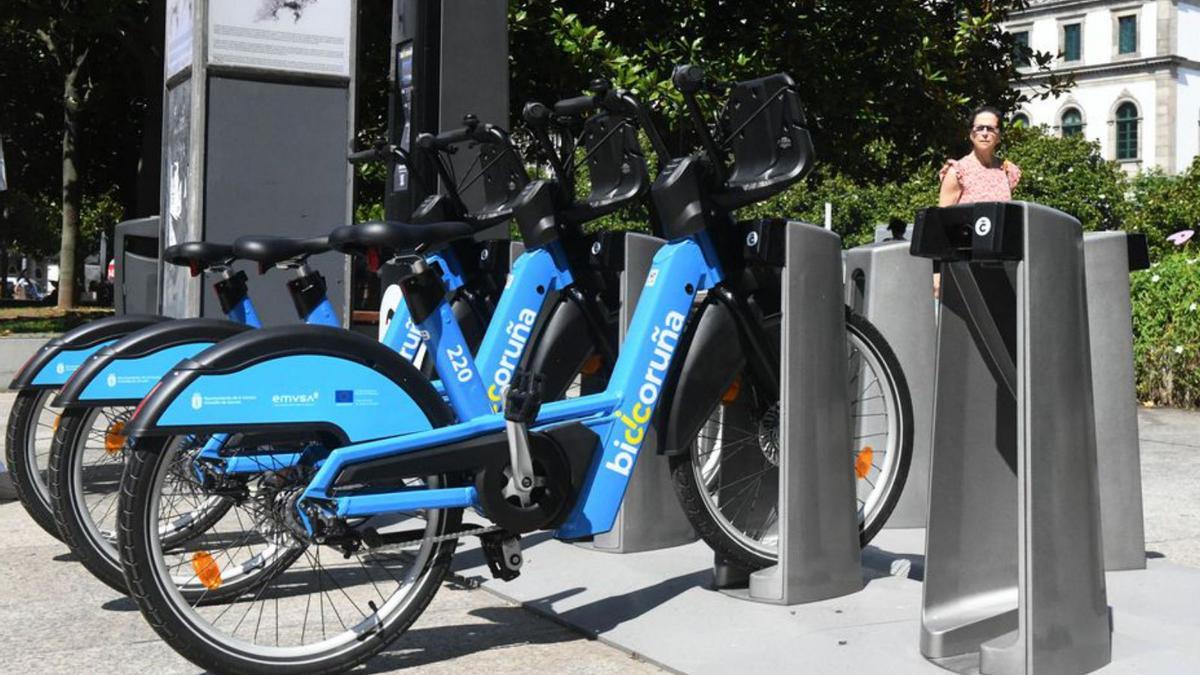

{"left": 335, "top": 390, "right": 354, "bottom": 404}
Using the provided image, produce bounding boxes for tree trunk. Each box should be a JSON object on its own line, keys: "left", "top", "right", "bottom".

{"left": 57, "top": 63, "right": 82, "bottom": 309}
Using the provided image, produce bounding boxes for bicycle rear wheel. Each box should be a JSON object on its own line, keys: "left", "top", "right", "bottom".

{"left": 5, "top": 389, "right": 64, "bottom": 539}
{"left": 49, "top": 406, "right": 233, "bottom": 593}
{"left": 119, "top": 435, "right": 460, "bottom": 673}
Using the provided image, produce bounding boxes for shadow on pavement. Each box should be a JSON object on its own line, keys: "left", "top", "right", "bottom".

{"left": 102, "top": 596, "right": 139, "bottom": 612}
{"left": 364, "top": 597, "right": 582, "bottom": 672}
{"left": 524, "top": 569, "right": 710, "bottom": 635}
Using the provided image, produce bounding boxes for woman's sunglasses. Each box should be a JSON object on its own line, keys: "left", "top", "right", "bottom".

{"left": 972, "top": 124, "right": 1000, "bottom": 135}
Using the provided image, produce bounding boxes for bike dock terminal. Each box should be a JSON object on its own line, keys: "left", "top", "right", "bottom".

{"left": 448, "top": 203, "right": 1199, "bottom": 674}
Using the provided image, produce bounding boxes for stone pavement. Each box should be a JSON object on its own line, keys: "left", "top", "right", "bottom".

{"left": 0, "top": 496, "right": 662, "bottom": 674}
{"left": 1137, "top": 407, "right": 1200, "bottom": 568}
{"left": 0, "top": 391, "right": 662, "bottom": 674}
{"left": 1, "top": 387, "right": 1197, "bottom": 673}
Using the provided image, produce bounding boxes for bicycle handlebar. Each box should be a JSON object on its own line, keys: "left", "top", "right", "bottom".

{"left": 347, "top": 147, "right": 389, "bottom": 164}
{"left": 416, "top": 114, "right": 510, "bottom": 152}
{"left": 553, "top": 95, "right": 598, "bottom": 116}
{"left": 672, "top": 64, "right": 707, "bottom": 94}
{"left": 672, "top": 64, "right": 727, "bottom": 182}
{"left": 522, "top": 102, "right": 552, "bottom": 127}
{"left": 542, "top": 80, "right": 670, "bottom": 170}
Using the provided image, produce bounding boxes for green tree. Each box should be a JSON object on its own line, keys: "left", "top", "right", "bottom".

{"left": 1002, "top": 124, "right": 1128, "bottom": 232}
{"left": 1121, "top": 158, "right": 1200, "bottom": 257}
{"left": 509, "top": 0, "right": 1070, "bottom": 182}
{"left": 1, "top": 0, "right": 154, "bottom": 307}
{"left": 723, "top": 124, "right": 1127, "bottom": 248}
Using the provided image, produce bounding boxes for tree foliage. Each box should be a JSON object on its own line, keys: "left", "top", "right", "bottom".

{"left": 0, "top": 0, "right": 157, "bottom": 300}
{"left": 510, "top": 0, "right": 1070, "bottom": 183}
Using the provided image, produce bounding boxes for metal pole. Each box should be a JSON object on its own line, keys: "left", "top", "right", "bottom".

{"left": 99, "top": 231, "right": 108, "bottom": 282}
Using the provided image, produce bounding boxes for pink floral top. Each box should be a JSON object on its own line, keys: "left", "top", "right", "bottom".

{"left": 939, "top": 154, "right": 1021, "bottom": 204}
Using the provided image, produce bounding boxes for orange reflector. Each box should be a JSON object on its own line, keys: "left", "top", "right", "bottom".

{"left": 192, "top": 551, "right": 223, "bottom": 590}
{"left": 104, "top": 421, "right": 126, "bottom": 455}
{"left": 854, "top": 446, "right": 874, "bottom": 479}
{"left": 580, "top": 354, "right": 604, "bottom": 376}
{"left": 52, "top": 414, "right": 62, "bottom": 434}
{"left": 721, "top": 376, "right": 741, "bottom": 404}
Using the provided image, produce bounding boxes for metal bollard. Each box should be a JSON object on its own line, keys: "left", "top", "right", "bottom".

{"left": 1083, "top": 231, "right": 1149, "bottom": 571}
{"left": 844, "top": 239, "right": 935, "bottom": 529}
{"left": 739, "top": 221, "right": 863, "bottom": 605}
{"left": 582, "top": 232, "right": 698, "bottom": 553}
{"left": 915, "top": 202, "right": 1110, "bottom": 675}
{"left": 0, "top": 461, "right": 16, "bottom": 501}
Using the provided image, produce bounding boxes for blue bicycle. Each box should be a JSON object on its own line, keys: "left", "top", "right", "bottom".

{"left": 2, "top": 237, "right": 336, "bottom": 541}
{"left": 117, "top": 69, "right": 912, "bottom": 673}
{"left": 47, "top": 236, "right": 342, "bottom": 593}
{"left": 48, "top": 95, "right": 653, "bottom": 596}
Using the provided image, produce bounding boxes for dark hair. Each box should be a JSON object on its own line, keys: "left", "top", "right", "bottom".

{"left": 970, "top": 105, "right": 1004, "bottom": 131}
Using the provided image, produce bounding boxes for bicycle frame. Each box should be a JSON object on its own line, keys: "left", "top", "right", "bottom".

{"left": 297, "top": 231, "right": 723, "bottom": 539}
{"left": 207, "top": 241, "right": 575, "bottom": 474}
{"left": 379, "top": 250, "right": 466, "bottom": 365}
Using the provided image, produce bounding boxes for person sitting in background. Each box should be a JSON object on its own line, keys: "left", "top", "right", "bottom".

{"left": 938, "top": 105, "right": 1021, "bottom": 206}
{"left": 13, "top": 270, "right": 34, "bottom": 300}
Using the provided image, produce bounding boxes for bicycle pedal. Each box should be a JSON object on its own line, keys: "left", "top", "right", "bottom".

{"left": 480, "top": 532, "right": 523, "bottom": 582}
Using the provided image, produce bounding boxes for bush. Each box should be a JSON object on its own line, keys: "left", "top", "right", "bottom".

{"left": 1131, "top": 250, "right": 1200, "bottom": 408}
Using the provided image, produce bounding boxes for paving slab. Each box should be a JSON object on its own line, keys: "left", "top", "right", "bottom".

{"left": 2, "top": 390, "right": 1197, "bottom": 673}
{"left": 446, "top": 405, "right": 1200, "bottom": 674}
{"left": 0, "top": 496, "right": 661, "bottom": 674}
{"left": 453, "top": 529, "right": 1200, "bottom": 674}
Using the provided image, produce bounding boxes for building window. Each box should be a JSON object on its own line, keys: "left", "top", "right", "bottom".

{"left": 1061, "top": 108, "right": 1084, "bottom": 137}
{"left": 1115, "top": 102, "right": 1139, "bottom": 160}
{"left": 1118, "top": 16, "right": 1137, "bottom": 55}
{"left": 1012, "top": 30, "right": 1031, "bottom": 67}
{"left": 1012, "top": 113, "right": 1030, "bottom": 128}
{"left": 1062, "top": 23, "right": 1082, "bottom": 62}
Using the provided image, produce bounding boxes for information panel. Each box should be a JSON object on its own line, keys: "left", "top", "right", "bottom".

{"left": 165, "top": 0, "right": 194, "bottom": 79}
{"left": 208, "top": 0, "right": 352, "bottom": 77}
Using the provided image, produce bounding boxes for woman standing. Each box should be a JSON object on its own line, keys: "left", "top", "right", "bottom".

{"left": 939, "top": 105, "right": 1021, "bottom": 206}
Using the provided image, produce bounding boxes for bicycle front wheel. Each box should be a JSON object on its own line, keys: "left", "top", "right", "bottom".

{"left": 670, "top": 307, "right": 914, "bottom": 571}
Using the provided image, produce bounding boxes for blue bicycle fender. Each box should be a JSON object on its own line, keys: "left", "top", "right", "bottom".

{"left": 9, "top": 314, "right": 166, "bottom": 390}
{"left": 54, "top": 318, "right": 254, "bottom": 407}
{"left": 123, "top": 325, "right": 452, "bottom": 444}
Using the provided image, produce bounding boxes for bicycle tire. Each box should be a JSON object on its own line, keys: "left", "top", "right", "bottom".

{"left": 5, "top": 389, "right": 63, "bottom": 540}
{"left": 118, "top": 401, "right": 461, "bottom": 673}
{"left": 670, "top": 306, "right": 914, "bottom": 571}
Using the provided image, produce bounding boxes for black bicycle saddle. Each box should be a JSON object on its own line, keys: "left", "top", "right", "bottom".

{"left": 163, "top": 241, "right": 236, "bottom": 271}
{"left": 327, "top": 220, "right": 476, "bottom": 257}
{"left": 233, "top": 235, "right": 331, "bottom": 268}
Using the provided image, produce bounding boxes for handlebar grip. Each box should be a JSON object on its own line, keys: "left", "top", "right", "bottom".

{"left": 418, "top": 130, "right": 466, "bottom": 151}
{"left": 523, "top": 102, "right": 552, "bottom": 127}
{"left": 672, "top": 64, "right": 707, "bottom": 94}
{"left": 553, "top": 94, "right": 597, "bottom": 116}
{"left": 418, "top": 120, "right": 499, "bottom": 151}
{"left": 347, "top": 148, "right": 381, "bottom": 163}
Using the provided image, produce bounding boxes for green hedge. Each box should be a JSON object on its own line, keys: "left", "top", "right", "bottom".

{"left": 1132, "top": 251, "right": 1200, "bottom": 408}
